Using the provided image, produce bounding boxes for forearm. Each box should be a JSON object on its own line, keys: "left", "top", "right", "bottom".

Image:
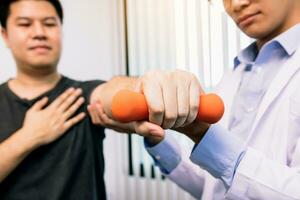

{"left": 0, "top": 129, "right": 39, "bottom": 183}
{"left": 90, "top": 76, "right": 138, "bottom": 117}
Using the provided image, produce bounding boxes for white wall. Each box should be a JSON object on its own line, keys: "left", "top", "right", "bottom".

{"left": 0, "top": 1, "right": 128, "bottom": 199}
{"left": 0, "top": 38, "right": 16, "bottom": 82}
{"left": 0, "top": 0, "right": 125, "bottom": 82}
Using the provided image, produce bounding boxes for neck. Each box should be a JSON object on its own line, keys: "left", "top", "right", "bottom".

{"left": 8, "top": 69, "right": 61, "bottom": 100}
{"left": 256, "top": 8, "right": 300, "bottom": 50}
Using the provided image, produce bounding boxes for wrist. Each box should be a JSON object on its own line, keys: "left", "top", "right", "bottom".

{"left": 191, "top": 123, "right": 210, "bottom": 144}
{"left": 175, "top": 122, "right": 210, "bottom": 144}
{"left": 145, "top": 135, "right": 164, "bottom": 147}
{"left": 17, "top": 128, "right": 43, "bottom": 151}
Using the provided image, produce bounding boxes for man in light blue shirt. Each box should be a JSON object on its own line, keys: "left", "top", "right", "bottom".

{"left": 90, "top": 0, "right": 300, "bottom": 199}
{"left": 143, "top": 0, "right": 300, "bottom": 198}
{"left": 147, "top": 23, "right": 300, "bottom": 184}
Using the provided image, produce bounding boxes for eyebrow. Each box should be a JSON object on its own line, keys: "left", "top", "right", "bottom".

{"left": 15, "top": 16, "right": 57, "bottom": 22}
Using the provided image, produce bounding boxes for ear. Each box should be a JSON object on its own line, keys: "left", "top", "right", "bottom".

{"left": 1, "top": 27, "right": 10, "bottom": 48}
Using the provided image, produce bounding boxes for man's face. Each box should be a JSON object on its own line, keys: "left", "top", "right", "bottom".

{"left": 223, "top": 0, "right": 299, "bottom": 41}
{"left": 1, "top": 0, "right": 62, "bottom": 70}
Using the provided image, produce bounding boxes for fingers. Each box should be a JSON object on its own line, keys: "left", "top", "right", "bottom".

{"left": 30, "top": 97, "right": 49, "bottom": 111}
{"left": 173, "top": 81, "right": 189, "bottom": 128}
{"left": 133, "top": 121, "right": 164, "bottom": 137}
{"left": 94, "top": 103, "right": 114, "bottom": 124}
{"left": 58, "top": 88, "right": 83, "bottom": 112}
{"left": 88, "top": 103, "right": 103, "bottom": 124}
{"left": 142, "top": 76, "right": 165, "bottom": 126}
{"left": 62, "top": 97, "right": 85, "bottom": 120}
{"left": 160, "top": 80, "right": 178, "bottom": 129}
{"left": 49, "top": 87, "right": 76, "bottom": 109}
{"left": 88, "top": 102, "right": 118, "bottom": 126}
{"left": 184, "top": 76, "right": 201, "bottom": 126}
{"left": 140, "top": 69, "right": 202, "bottom": 130}
{"left": 63, "top": 112, "right": 86, "bottom": 131}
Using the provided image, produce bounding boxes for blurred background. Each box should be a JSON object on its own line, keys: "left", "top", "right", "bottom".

{"left": 0, "top": 0, "right": 252, "bottom": 199}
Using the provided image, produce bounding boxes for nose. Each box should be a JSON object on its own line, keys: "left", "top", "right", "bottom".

{"left": 231, "top": 0, "right": 250, "bottom": 12}
{"left": 32, "top": 22, "right": 47, "bottom": 40}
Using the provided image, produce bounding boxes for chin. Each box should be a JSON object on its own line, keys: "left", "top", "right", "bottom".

{"left": 31, "top": 62, "right": 52, "bottom": 68}
{"left": 242, "top": 28, "right": 271, "bottom": 40}
{"left": 29, "top": 61, "right": 57, "bottom": 72}
{"left": 30, "top": 58, "right": 58, "bottom": 68}
{"left": 241, "top": 22, "right": 277, "bottom": 41}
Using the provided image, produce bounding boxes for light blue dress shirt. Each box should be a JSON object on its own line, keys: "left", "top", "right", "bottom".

{"left": 146, "top": 23, "right": 300, "bottom": 186}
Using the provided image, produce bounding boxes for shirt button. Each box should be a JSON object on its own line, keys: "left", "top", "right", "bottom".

{"left": 155, "top": 155, "right": 160, "bottom": 160}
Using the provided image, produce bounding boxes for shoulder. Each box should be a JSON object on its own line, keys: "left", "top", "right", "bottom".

{"left": 0, "top": 81, "right": 8, "bottom": 91}
{"left": 0, "top": 81, "right": 9, "bottom": 101}
{"left": 61, "top": 76, "right": 105, "bottom": 90}
{"left": 59, "top": 76, "right": 106, "bottom": 102}
{"left": 79, "top": 79, "right": 106, "bottom": 90}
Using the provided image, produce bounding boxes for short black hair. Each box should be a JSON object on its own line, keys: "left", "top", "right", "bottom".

{"left": 0, "top": 0, "right": 64, "bottom": 29}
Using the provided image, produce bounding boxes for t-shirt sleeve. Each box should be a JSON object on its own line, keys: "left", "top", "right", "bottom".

{"left": 79, "top": 80, "right": 107, "bottom": 137}
{"left": 79, "top": 80, "right": 106, "bottom": 103}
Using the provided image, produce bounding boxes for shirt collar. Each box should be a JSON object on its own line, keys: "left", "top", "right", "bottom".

{"left": 234, "top": 42, "right": 258, "bottom": 69}
{"left": 234, "top": 23, "right": 300, "bottom": 69}
{"left": 273, "top": 23, "right": 300, "bottom": 56}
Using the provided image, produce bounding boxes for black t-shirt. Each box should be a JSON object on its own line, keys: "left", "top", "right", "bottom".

{"left": 0, "top": 76, "right": 106, "bottom": 200}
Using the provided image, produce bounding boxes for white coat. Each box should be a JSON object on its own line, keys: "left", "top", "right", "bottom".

{"left": 166, "top": 47, "right": 300, "bottom": 200}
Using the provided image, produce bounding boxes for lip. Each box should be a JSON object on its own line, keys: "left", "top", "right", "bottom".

{"left": 237, "top": 12, "right": 260, "bottom": 28}
{"left": 28, "top": 45, "right": 52, "bottom": 53}
{"left": 29, "top": 45, "right": 52, "bottom": 50}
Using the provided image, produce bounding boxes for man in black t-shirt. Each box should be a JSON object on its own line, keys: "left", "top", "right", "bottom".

{"left": 0, "top": 77, "right": 107, "bottom": 199}
{"left": 0, "top": 0, "right": 204, "bottom": 199}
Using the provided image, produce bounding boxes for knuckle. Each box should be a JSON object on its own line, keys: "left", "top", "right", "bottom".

{"left": 190, "top": 73, "right": 197, "bottom": 80}
{"left": 178, "top": 108, "right": 188, "bottom": 119}
{"left": 174, "top": 118, "right": 185, "bottom": 128}
{"left": 150, "top": 106, "right": 164, "bottom": 116}
{"left": 162, "top": 120, "right": 175, "bottom": 129}
{"left": 191, "top": 104, "right": 199, "bottom": 114}
{"left": 187, "top": 113, "right": 197, "bottom": 124}
{"left": 164, "top": 111, "right": 177, "bottom": 122}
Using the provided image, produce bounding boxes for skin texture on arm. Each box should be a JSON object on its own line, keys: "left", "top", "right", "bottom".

{"left": 88, "top": 92, "right": 210, "bottom": 146}
{"left": 0, "top": 88, "right": 85, "bottom": 183}
{"left": 90, "top": 76, "right": 138, "bottom": 117}
{"left": 89, "top": 76, "right": 143, "bottom": 134}
{"left": 89, "top": 69, "right": 207, "bottom": 140}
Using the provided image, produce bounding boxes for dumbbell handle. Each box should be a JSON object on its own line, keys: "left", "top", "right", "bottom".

{"left": 111, "top": 90, "right": 224, "bottom": 124}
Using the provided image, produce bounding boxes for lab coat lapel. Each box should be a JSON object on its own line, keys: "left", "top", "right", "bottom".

{"left": 250, "top": 49, "right": 300, "bottom": 134}
{"left": 217, "top": 65, "right": 245, "bottom": 127}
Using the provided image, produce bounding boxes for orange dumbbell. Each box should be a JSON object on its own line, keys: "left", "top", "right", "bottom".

{"left": 111, "top": 89, "right": 224, "bottom": 124}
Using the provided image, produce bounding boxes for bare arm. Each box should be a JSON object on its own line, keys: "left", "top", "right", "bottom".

{"left": 90, "top": 76, "right": 138, "bottom": 117}
{"left": 0, "top": 88, "right": 85, "bottom": 183}
{"left": 88, "top": 69, "right": 204, "bottom": 140}
{"left": 0, "top": 128, "right": 40, "bottom": 182}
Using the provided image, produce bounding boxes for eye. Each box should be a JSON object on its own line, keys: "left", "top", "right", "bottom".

{"left": 18, "top": 23, "right": 31, "bottom": 27}
{"left": 44, "top": 19, "right": 58, "bottom": 27}
{"left": 44, "top": 22, "right": 57, "bottom": 27}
